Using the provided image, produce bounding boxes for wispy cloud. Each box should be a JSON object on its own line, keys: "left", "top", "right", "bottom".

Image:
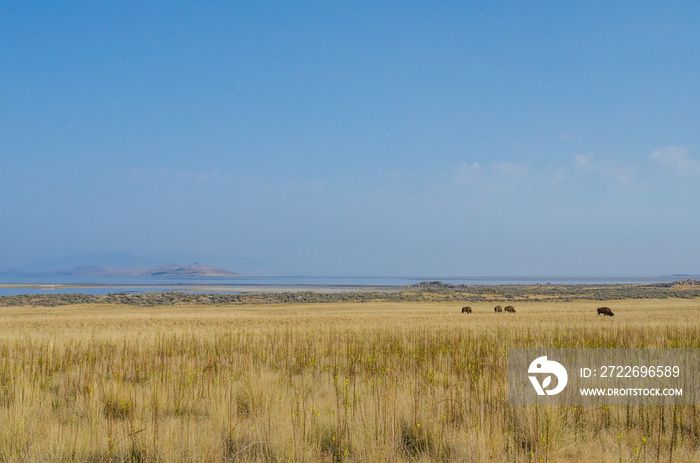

{"left": 573, "top": 152, "right": 636, "bottom": 184}
{"left": 650, "top": 145, "right": 700, "bottom": 176}
{"left": 454, "top": 161, "right": 529, "bottom": 187}
{"left": 574, "top": 152, "right": 593, "bottom": 170}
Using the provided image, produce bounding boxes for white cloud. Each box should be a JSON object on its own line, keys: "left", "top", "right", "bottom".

{"left": 452, "top": 161, "right": 532, "bottom": 194}
{"left": 573, "top": 153, "right": 635, "bottom": 183}
{"left": 455, "top": 154, "right": 640, "bottom": 189}
{"left": 650, "top": 145, "right": 700, "bottom": 176}
{"left": 574, "top": 152, "right": 593, "bottom": 169}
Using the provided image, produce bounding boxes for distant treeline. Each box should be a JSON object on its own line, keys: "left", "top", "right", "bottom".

{"left": 2, "top": 281, "right": 700, "bottom": 307}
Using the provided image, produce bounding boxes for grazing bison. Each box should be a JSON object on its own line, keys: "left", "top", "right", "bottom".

{"left": 597, "top": 307, "right": 614, "bottom": 317}
{"left": 461, "top": 306, "right": 472, "bottom": 314}
{"left": 494, "top": 305, "right": 503, "bottom": 313}
{"left": 504, "top": 305, "right": 516, "bottom": 313}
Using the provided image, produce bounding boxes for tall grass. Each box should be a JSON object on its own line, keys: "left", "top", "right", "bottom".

{"left": 0, "top": 300, "right": 698, "bottom": 461}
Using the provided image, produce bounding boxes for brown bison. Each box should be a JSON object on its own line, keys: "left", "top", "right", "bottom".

{"left": 461, "top": 306, "right": 472, "bottom": 314}
{"left": 504, "top": 305, "right": 516, "bottom": 313}
{"left": 597, "top": 307, "right": 614, "bottom": 317}
{"left": 494, "top": 305, "right": 503, "bottom": 313}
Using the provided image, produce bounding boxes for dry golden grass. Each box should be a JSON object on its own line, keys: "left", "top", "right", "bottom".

{"left": 0, "top": 299, "right": 699, "bottom": 462}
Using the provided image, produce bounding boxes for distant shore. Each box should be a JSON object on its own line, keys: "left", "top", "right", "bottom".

{"left": 1, "top": 279, "right": 700, "bottom": 306}
{"left": 0, "top": 282, "right": 400, "bottom": 294}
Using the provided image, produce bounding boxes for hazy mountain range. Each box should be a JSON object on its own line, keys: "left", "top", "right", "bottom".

{"left": 47, "top": 263, "right": 239, "bottom": 278}
{"left": 4, "top": 252, "right": 272, "bottom": 276}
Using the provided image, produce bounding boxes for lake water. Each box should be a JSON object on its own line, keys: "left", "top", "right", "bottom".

{"left": 0, "top": 275, "right": 688, "bottom": 296}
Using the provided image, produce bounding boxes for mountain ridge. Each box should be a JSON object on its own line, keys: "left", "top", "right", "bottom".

{"left": 50, "top": 263, "right": 240, "bottom": 278}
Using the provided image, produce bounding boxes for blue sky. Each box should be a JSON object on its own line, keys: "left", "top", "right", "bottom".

{"left": 1, "top": 1, "right": 699, "bottom": 276}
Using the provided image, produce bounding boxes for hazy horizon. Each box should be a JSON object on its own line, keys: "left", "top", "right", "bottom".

{"left": 2, "top": 251, "right": 697, "bottom": 280}
{"left": 2, "top": 2, "right": 699, "bottom": 277}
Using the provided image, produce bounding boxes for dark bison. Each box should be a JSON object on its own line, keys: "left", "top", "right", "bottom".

{"left": 461, "top": 306, "right": 472, "bottom": 314}
{"left": 494, "top": 305, "right": 503, "bottom": 313}
{"left": 597, "top": 307, "right": 614, "bottom": 317}
{"left": 504, "top": 305, "right": 516, "bottom": 313}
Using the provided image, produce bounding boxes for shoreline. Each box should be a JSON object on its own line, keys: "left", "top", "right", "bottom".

{"left": 0, "top": 282, "right": 402, "bottom": 294}
{"left": 1, "top": 279, "right": 699, "bottom": 306}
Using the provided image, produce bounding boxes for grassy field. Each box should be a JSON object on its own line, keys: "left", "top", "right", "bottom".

{"left": 0, "top": 299, "right": 699, "bottom": 461}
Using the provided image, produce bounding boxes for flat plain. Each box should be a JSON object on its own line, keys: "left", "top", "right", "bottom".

{"left": 0, "top": 298, "right": 699, "bottom": 461}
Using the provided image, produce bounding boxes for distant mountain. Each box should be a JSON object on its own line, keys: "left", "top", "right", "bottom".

{"left": 29, "top": 252, "right": 158, "bottom": 270}
{"left": 24, "top": 252, "right": 272, "bottom": 275}
{"left": 51, "top": 264, "right": 240, "bottom": 278}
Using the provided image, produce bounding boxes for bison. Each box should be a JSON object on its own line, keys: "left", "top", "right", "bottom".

{"left": 597, "top": 307, "right": 614, "bottom": 317}
{"left": 504, "top": 305, "right": 516, "bottom": 313}
{"left": 494, "top": 305, "right": 503, "bottom": 313}
{"left": 461, "top": 306, "right": 472, "bottom": 314}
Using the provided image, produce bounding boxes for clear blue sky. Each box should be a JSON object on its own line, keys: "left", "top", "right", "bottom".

{"left": 2, "top": 1, "right": 699, "bottom": 276}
